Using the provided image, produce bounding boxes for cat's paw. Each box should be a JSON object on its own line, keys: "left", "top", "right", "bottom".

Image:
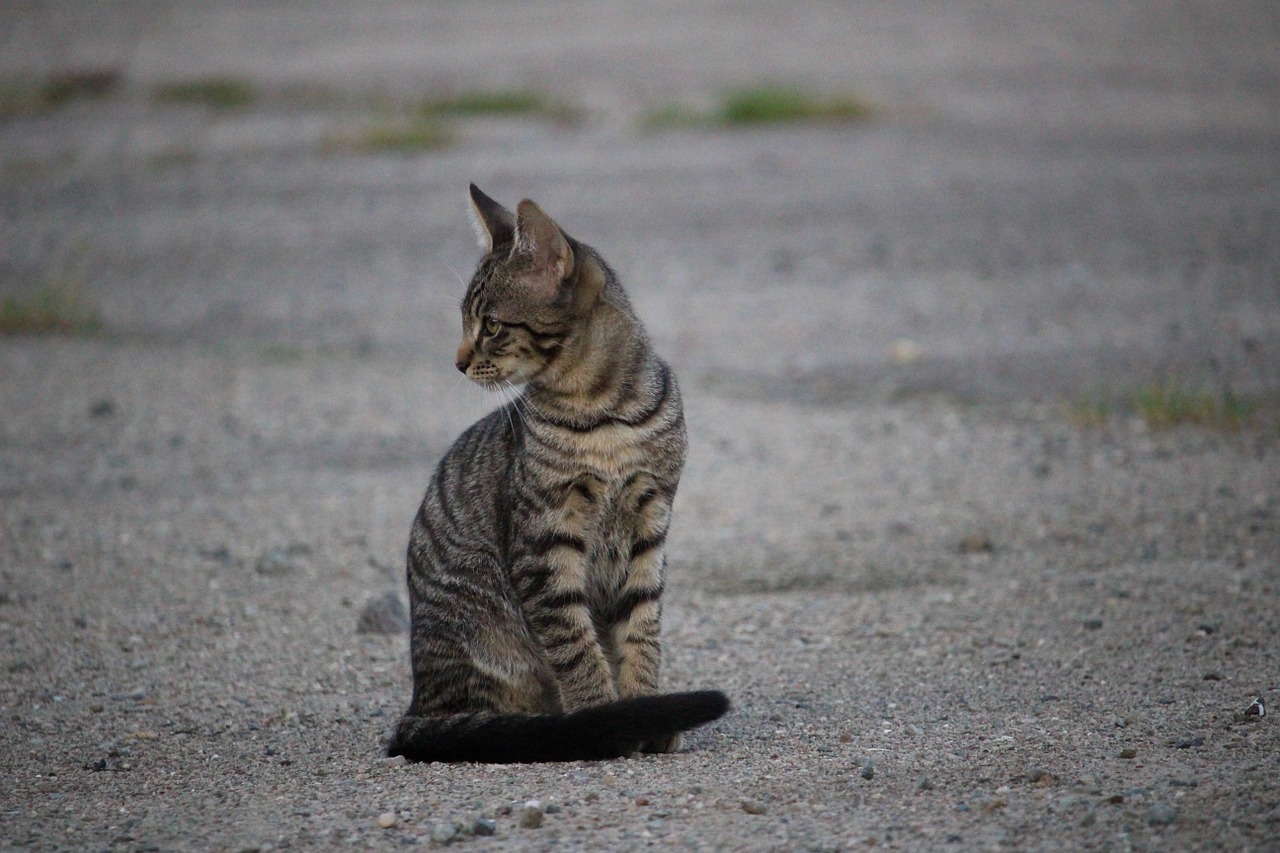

{"left": 638, "top": 732, "right": 682, "bottom": 754}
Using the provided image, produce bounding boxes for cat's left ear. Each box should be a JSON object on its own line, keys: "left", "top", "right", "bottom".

{"left": 512, "top": 199, "right": 575, "bottom": 301}
{"left": 468, "top": 183, "right": 515, "bottom": 251}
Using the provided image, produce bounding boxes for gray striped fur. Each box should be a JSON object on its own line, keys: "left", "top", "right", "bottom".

{"left": 387, "top": 186, "right": 726, "bottom": 763}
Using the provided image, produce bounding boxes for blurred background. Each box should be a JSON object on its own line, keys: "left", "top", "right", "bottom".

{"left": 3, "top": 0, "right": 1277, "bottom": 407}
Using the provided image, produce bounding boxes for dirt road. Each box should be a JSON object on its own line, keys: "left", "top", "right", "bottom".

{"left": 2, "top": 2, "right": 1277, "bottom": 849}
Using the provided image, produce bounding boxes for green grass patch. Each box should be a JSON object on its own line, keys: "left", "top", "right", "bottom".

{"left": 718, "top": 86, "right": 872, "bottom": 125}
{"left": 418, "top": 89, "right": 580, "bottom": 123}
{"left": 322, "top": 118, "right": 451, "bottom": 154}
{"left": 0, "top": 69, "right": 120, "bottom": 115}
{"left": 642, "top": 85, "right": 873, "bottom": 131}
{"left": 639, "top": 102, "right": 708, "bottom": 131}
{"left": 153, "top": 77, "right": 257, "bottom": 109}
{"left": 1134, "top": 380, "right": 1258, "bottom": 430}
{"left": 0, "top": 279, "right": 102, "bottom": 336}
{"left": 1069, "top": 380, "right": 1262, "bottom": 431}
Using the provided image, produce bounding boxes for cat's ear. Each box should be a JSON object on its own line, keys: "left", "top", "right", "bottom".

{"left": 468, "top": 183, "right": 515, "bottom": 252}
{"left": 512, "top": 199, "right": 575, "bottom": 301}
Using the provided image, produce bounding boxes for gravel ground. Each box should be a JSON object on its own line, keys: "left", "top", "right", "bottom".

{"left": 2, "top": 2, "right": 1278, "bottom": 851}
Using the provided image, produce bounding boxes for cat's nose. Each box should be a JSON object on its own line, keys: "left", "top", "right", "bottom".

{"left": 455, "top": 356, "right": 469, "bottom": 373}
{"left": 455, "top": 343, "right": 472, "bottom": 373}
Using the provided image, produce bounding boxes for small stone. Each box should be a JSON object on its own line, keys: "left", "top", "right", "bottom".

{"left": 741, "top": 800, "right": 767, "bottom": 815}
{"left": 1147, "top": 803, "right": 1178, "bottom": 826}
{"left": 429, "top": 823, "right": 458, "bottom": 844}
{"left": 89, "top": 399, "right": 116, "bottom": 418}
{"left": 1119, "top": 748, "right": 1137, "bottom": 759}
{"left": 377, "top": 812, "right": 397, "bottom": 829}
{"left": 1202, "top": 672, "right": 1223, "bottom": 681}
{"left": 1168, "top": 737, "right": 1204, "bottom": 749}
{"left": 915, "top": 776, "right": 933, "bottom": 791}
{"left": 889, "top": 338, "right": 923, "bottom": 365}
{"left": 378, "top": 755, "right": 407, "bottom": 768}
{"left": 471, "top": 818, "right": 496, "bottom": 837}
{"left": 1027, "top": 767, "right": 1057, "bottom": 786}
{"left": 255, "top": 549, "right": 296, "bottom": 577}
{"left": 959, "top": 534, "right": 994, "bottom": 555}
{"left": 357, "top": 592, "right": 409, "bottom": 635}
{"left": 634, "top": 796, "right": 650, "bottom": 807}
{"left": 518, "top": 804, "right": 544, "bottom": 828}
{"left": 543, "top": 803, "right": 561, "bottom": 814}
{"left": 1082, "top": 619, "right": 1104, "bottom": 630}
{"left": 860, "top": 762, "right": 875, "bottom": 780}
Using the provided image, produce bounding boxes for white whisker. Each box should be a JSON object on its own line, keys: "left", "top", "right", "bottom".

{"left": 504, "top": 381, "right": 533, "bottom": 431}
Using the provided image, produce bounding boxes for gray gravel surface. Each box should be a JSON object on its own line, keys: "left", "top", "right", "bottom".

{"left": 3, "top": 2, "right": 1278, "bottom": 850}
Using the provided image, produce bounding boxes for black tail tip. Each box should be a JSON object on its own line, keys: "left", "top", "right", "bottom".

{"left": 692, "top": 689, "right": 731, "bottom": 719}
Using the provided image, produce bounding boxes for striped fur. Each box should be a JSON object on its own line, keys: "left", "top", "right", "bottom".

{"left": 387, "top": 186, "right": 727, "bottom": 763}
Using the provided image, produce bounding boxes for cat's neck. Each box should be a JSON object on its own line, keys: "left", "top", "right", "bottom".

{"left": 525, "top": 304, "right": 658, "bottom": 425}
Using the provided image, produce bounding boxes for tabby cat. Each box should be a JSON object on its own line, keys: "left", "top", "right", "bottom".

{"left": 386, "top": 185, "right": 728, "bottom": 763}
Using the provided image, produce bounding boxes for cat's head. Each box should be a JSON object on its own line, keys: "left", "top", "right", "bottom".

{"left": 454, "top": 184, "right": 604, "bottom": 388}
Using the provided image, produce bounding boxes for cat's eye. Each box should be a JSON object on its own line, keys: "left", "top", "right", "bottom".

{"left": 482, "top": 317, "right": 501, "bottom": 336}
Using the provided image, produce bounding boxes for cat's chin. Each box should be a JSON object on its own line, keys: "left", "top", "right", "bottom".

{"left": 474, "top": 377, "right": 527, "bottom": 394}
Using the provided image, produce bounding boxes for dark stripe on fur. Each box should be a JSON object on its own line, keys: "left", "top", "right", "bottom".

{"left": 538, "top": 364, "right": 673, "bottom": 433}
{"left": 526, "top": 530, "right": 588, "bottom": 556}
{"left": 603, "top": 585, "right": 663, "bottom": 626}
{"left": 629, "top": 533, "right": 667, "bottom": 561}
{"left": 387, "top": 690, "right": 729, "bottom": 763}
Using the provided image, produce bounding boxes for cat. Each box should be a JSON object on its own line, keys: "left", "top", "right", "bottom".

{"left": 385, "top": 185, "right": 728, "bottom": 763}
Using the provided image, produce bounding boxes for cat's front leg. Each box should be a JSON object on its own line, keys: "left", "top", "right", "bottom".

{"left": 512, "top": 535, "right": 618, "bottom": 712}
{"left": 611, "top": 530, "right": 681, "bottom": 753}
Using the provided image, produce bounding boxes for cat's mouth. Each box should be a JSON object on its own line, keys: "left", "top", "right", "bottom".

{"left": 468, "top": 367, "right": 528, "bottom": 391}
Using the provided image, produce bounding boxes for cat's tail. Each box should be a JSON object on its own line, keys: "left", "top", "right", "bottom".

{"left": 386, "top": 690, "right": 729, "bottom": 763}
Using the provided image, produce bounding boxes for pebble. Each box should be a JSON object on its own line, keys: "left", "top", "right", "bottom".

{"left": 429, "top": 823, "right": 459, "bottom": 844}
{"left": 915, "top": 776, "right": 933, "bottom": 791}
{"left": 860, "top": 762, "right": 875, "bottom": 780}
{"left": 1147, "top": 803, "right": 1178, "bottom": 826}
{"left": 741, "top": 800, "right": 767, "bottom": 815}
{"left": 959, "top": 534, "right": 994, "bottom": 555}
{"left": 255, "top": 549, "right": 296, "bottom": 577}
{"left": 1027, "top": 767, "right": 1057, "bottom": 786}
{"left": 1168, "top": 737, "right": 1204, "bottom": 749}
{"left": 377, "top": 812, "right": 397, "bottom": 829}
{"left": 378, "top": 755, "right": 407, "bottom": 768}
{"left": 518, "top": 803, "right": 544, "bottom": 828}
{"left": 471, "top": 818, "right": 496, "bottom": 837}
{"left": 1119, "top": 748, "right": 1137, "bottom": 759}
{"left": 357, "top": 592, "right": 409, "bottom": 635}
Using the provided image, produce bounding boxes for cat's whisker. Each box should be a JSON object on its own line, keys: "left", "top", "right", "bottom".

{"left": 504, "top": 381, "right": 533, "bottom": 430}
{"left": 433, "top": 252, "right": 468, "bottom": 290}
{"left": 494, "top": 381, "right": 519, "bottom": 438}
